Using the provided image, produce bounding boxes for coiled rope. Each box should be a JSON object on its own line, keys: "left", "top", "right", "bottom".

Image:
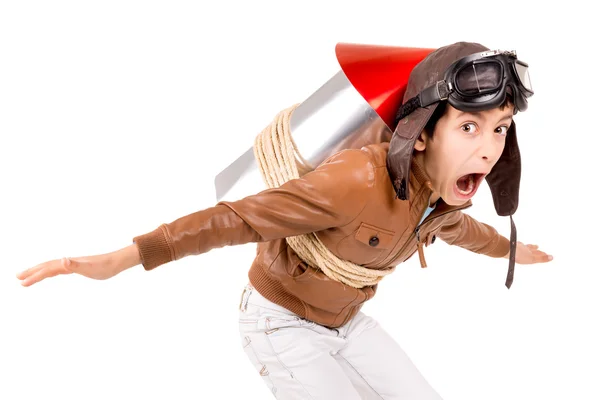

{"left": 253, "top": 104, "right": 395, "bottom": 288}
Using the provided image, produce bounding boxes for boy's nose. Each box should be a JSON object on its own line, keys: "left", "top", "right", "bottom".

{"left": 478, "top": 133, "right": 501, "bottom": 163}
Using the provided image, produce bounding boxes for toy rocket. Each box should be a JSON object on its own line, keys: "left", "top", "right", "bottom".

{"left": 214, "top": 43, "right": 434, "bottom": 202}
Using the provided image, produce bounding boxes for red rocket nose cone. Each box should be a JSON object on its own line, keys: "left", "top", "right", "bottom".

{"left": 335, "top": 43, "right": 434, "bottom": 128}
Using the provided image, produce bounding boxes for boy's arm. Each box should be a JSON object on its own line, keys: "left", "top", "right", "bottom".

{"left": 132, "top": 150, "right": 373, "bottom": 271}
{"left": 436, "top": 211, "right": 510, "bottom": 258}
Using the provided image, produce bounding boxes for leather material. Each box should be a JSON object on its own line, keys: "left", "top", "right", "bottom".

{"left": 133, "top": 142, "right": 509, "bottom": 328}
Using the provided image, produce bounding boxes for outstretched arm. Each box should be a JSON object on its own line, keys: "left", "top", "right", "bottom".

{"left": 436, "top": 211, "right": 510, "bottom": 258}
{"left": 436, "top": 211, "right": 552, "bottom": 264}
{"left": 132, "top": 149, "right": 373, "bottom": 270}
{"left": 17, "top": 149, "right": 374, "bottom": 286}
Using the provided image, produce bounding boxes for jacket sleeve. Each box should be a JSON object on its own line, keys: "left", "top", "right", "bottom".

{"left": 436, "top": 211, "right": 510, "bottom": 258}
{"left": 132, "top": 150, "right": 373, "bottom": 271}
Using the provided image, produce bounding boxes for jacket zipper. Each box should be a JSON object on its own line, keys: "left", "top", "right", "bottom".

{"left": 392, "top": 202, "right": 472, "bottom": 268}
{"left": 416, "top": 194, "right": 433, "bottom": 268}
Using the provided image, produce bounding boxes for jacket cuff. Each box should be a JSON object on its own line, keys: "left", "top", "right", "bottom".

{"left": 480, "top": 233, "right": 510, "bottom": 258}
{"left": 132, "top": 225, "right": 174, "bottom": 271}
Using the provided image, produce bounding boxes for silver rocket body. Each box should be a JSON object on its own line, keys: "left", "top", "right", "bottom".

{"left": 213, "top": 69, "right": 392, "bottom": 202}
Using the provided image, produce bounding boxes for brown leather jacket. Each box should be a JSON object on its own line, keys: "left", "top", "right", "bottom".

{"left": 132, "top": 142, "right": 509, "bottom": 328}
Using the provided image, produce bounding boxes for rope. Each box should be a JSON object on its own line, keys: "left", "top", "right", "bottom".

{"left": 253, "top": 104, "right": 395, "bottom": 288}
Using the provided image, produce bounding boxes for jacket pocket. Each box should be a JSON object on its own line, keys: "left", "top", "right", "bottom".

{"left": 354, "top": 223, "right": 395, "bottom": 250}
{"left": 291, "top": 259, "right": 317, "bottom": 280}
{"left": 336, "top": 222, "right": 395, "bottom": 265}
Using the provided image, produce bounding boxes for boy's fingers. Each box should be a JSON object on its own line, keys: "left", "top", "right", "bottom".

{"left": 16, "top": 262, "right": 48, "bottom": 280}
{"left": 19, "top": 260, "right": 72, "bottom": 286}
{"left": 535, "top": 249, "right": 551, "bottom": 259}
{"left": 21, "top": 263, "right": 71, "bottom": 286}
{"left": 534, "top": 251, "right": 552, "bottom": 263}
{"left": 21, "top": 269, "right": 50, "bottom": 287}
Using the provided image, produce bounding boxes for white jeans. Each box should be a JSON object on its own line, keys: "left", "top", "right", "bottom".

{"left": 238, "top": 283, "right": 443, "bottom": 399}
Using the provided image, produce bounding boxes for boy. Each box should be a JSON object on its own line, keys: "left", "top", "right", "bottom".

{"left": 16, "top": 41, "right": 552, "bottom": 399}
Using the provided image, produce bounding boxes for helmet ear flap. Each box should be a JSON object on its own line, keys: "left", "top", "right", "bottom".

{"left": 485, "top": 120, "right": 521, "bottom": 217}
{"left": 387, "top": 103, "right": 442, "bottom": 201}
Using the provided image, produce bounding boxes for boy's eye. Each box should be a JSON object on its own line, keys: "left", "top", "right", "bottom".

{"left": 495, "top": 126, "right": 509, "bottom": 135}
{"left": 461, "top": 123, "right": 477, "bottom": 134}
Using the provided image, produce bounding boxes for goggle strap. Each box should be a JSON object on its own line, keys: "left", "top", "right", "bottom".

{"left": 394, "top": 81, "right": 451, "bottom": 126}
{"left": 420, "top": 81, "right": 451, "bottom": 107}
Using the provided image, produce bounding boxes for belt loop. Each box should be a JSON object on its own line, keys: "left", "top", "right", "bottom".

{"left": 239, "top": 285, "right": 252, "bottom": 312}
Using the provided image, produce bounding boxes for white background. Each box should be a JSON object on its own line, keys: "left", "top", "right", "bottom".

{"left": 1, "top": 1, "right": 598, "bottom": 399}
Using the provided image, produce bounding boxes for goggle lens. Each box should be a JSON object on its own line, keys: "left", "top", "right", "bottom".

{"left": 514, "top": 61, "right": 533, "bottom": 92}
{"left": 455, "top": 61, "right": 502, "bottom": 95}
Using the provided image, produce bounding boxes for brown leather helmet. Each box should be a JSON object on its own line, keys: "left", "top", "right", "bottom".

{"left": 387, "top": 41, "right": 533, "bottom": 288}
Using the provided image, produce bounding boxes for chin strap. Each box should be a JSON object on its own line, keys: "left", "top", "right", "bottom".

{"left": 505, "top": 215, "right": 517, "bottom": 289}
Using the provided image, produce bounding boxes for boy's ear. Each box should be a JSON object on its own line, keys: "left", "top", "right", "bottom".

{"left": 413, "top": 130, "right": 427, "bottom": 151}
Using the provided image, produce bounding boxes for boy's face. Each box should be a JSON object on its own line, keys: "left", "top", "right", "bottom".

{"left": 414, "top": 103, "right": 515, "bottom": 206}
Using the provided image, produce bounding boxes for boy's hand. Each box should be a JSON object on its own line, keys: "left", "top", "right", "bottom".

{"left": 16, "top": 244, "right": 141, "bottom": 287}
{"left": 504, "top": 242, "right": 553, "bottom": 265}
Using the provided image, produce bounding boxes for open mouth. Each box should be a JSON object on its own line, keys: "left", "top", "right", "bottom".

{"left": 455, "top": 173, "right": 486, "bottom": 198}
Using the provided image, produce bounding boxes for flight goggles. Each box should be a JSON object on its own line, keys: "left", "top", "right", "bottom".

{"left": 396, "top": 49, "right": 533, "bottom": 123}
